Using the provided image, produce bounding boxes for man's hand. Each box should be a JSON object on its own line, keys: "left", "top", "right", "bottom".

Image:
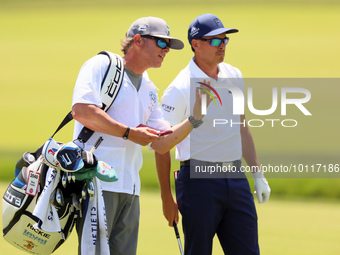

{"left": 72, "top": 104, "right": 164, "bottom": 147}
{"left": 129, "top": 126, "right": 164, "bottom": 146}
{"left": 192, "top": 79, "right": 214, "bottom": 121}
{"left": 161, "top": 193, "right": 179, "bottom": 227}
{"left": 252, "top": 171, "right": 271, "bottom": 203}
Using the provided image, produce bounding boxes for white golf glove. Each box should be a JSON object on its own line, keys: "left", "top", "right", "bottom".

{"left": 252, "top": 171, "right": 271, "bottom": 203}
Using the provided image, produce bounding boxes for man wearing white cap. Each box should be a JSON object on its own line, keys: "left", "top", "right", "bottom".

{"left": 159, "top": 14, "right": 271, "bottom": 254}
{"left": 72, "top": 16, "right": 209, "bottom": 255}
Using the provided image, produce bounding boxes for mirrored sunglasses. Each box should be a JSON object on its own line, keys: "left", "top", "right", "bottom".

{"left": 197, "top": 37, "right": 229, "bottom": 47}
{"left": 142, "top": 35, "right": 170, "bottom": 49}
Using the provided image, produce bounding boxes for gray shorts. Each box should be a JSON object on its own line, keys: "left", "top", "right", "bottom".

{"left": 76, "top": 191, "right": 140, "bottom": 255}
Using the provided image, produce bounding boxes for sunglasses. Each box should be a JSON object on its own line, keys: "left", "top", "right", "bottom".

{"left": 197, "top": 37, "right": 229, "bottom": 47}
{"left": 141, "top": 35, "right": 170, "bottom": 49}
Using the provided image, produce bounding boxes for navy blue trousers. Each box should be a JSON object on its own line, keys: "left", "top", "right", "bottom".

{"left": 175, "top": 165, "right": 259, "bottom": 255}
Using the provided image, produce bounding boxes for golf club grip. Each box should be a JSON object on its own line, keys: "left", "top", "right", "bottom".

{"left": 173, "top": 221, "right": 180, "bottom": 238}
{"left": 90, "top": 136, "right": 103, "bottom": 153}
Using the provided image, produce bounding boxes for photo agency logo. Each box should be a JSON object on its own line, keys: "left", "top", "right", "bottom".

{"left": 197, "top": 81, "right": 222, "bottom": 114}
{"left": 199, "top": 79, "right": 312, "bottom": 128}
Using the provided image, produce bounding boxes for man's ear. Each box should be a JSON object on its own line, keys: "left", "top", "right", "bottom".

{"left": 191, "top": 39, "right": 200, "bottom": 52}
{"left": 134, "top": 34, "right": 144, "bottom": 47}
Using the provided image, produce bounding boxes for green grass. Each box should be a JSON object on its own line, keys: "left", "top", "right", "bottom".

{"left": 1, "top": 182, "right": 340, "bottom": 255}
{"left": 140, "top": 150, "right": 340, "bottom": 199}
{"left": 1, "top": 0, "right": 340, "bottom": 198}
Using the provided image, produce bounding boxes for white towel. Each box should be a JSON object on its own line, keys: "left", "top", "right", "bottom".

{"left": 32, "top": 166, "right": 62, "bottom": 232}
{"left": 81, "top": 177, "right": 110, "bottom": 255}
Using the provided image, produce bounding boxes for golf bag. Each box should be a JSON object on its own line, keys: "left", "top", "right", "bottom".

{"left": 2, "top": 149, "right": 82, "bottom": 254}
{"left": 2, "top": 51, "right": 124, "bottom": 254}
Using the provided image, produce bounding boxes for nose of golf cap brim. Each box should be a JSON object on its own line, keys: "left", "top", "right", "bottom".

{"left": 188, "top": 13, "right": 238, "bottom": 44}
{"left": 126, "top": 16, "right": 184, "bottom": 50}
{"left": 204, "top": 27, "right": 239, "bottom": 37}
{"left": 152, "top": 34, "right": 184, "bottom": 50}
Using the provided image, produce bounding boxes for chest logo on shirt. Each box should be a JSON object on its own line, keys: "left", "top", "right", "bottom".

{"left": 162, "top": 103, "right": 175, "bottom": 112}
{"left": 149, "top": 92, "right": 157, "bottom": 104}
{"left": 148, "top": 91, "right": 157, "bottom": 112}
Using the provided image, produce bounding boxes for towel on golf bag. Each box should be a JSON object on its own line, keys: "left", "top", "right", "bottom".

{"left": 81, "top": 177, "right": 110, "bottom": 255}
{"left": 32, "top": 167, "right": 61, "bottom": 232}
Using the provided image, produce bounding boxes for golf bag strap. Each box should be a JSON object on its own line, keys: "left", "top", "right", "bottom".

{"left": 51, "top": 111, "right": 74, "bottom": 139}
{"left": 77, "top": 51, "right": 125, "bottom": 143}
{"left": 29, "top": 111, "right": 74, "bottom": 158}
{"left": 39, "top": 52, "right": 124, "bottom": 146}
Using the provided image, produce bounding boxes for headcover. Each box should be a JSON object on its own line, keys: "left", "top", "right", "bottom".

{"left": 42, "top": 138, "right": 62, "bottom": 168}
{"left": 54, "top": 141, "right": 84, "bottom": 172}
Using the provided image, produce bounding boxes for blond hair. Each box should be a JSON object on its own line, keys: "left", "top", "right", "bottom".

{"left": 120, "top": 37, "right": 134, "bottom": 55}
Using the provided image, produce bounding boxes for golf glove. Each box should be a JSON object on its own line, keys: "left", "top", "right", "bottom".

{"left": 252, "top": 171, "right": 271, "bottom": 203}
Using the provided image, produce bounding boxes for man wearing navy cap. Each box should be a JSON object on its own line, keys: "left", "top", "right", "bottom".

{"left": 159, "top": 14, "right": 271, "bottom": 254}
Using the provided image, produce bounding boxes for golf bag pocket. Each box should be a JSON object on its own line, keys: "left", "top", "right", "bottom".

{"left": 2, "top": 190, "right": 66, "bottom": 254}
{"left": 2, "top": 156, "right": 77, "bottom": 255}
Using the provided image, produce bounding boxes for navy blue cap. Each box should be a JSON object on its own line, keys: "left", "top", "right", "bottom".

{"left": 188, "top": 14, "right": 238, "bottom": 44}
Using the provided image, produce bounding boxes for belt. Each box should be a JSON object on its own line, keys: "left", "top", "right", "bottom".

{"left": 180, "top": 159, "right": 241, "bottom": 168}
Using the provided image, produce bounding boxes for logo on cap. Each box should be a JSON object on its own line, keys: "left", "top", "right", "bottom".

{"left": 214, "top": 18, "right": 220, "bottom": 26}
{"left": 190, "top": 26, "right": 200, "bottom": 37}
{"left": 166, "top": 25, "right": 170, "bottom": 36}
{"left": 137, "top": 25, "right": 147, "bottom": 32}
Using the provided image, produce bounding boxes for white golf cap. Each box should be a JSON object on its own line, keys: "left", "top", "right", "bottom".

{"left": 126, "top": 16, "right": 184, "bottom": 50}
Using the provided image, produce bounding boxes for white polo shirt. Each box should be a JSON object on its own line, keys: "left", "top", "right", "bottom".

{"left": 72, "top": 54, "right": 169, "bottom": 196}
{"left": 161, "top": 57, "right": 244, "bottom": 162}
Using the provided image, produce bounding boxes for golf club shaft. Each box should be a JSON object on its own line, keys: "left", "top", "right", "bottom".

{"left": 90, "top": 136, "right": 103, "bottom": 153}
{"left": 173, "top": 222, "right": 184, "bottom": 255}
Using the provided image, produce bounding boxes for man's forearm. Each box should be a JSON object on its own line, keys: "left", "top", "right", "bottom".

{"left": 151, "top": 119, "right": 192, "bottom": 154}
{"left": 72, "top": 103, "right": 127, "bottom": 137}
{"left": 155, "top": 151, "right": 178, "bottom": 226}
{"left": 73, "top": 103, "right": 162, "bottom": 146}
{"left": 155, "top": 151, "right": 172, "bottom": 198}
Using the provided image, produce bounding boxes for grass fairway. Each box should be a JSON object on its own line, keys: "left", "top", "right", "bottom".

{"left": 1, "top": 182, "right": 340, "bottom": 255}
{"left": 1, "top": 0, "right": 340, "bottom": 196}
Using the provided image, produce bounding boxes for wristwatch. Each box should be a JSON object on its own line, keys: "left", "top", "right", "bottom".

{"left": 123, "top": 127, "right": 130, "bottom": 140}
{"left": 188, "top": 115, "right": 203, "bottom": 129}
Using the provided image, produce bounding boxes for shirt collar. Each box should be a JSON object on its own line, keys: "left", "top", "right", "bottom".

{"left": 188, "top": 56, "right": 223, "bottom": 80}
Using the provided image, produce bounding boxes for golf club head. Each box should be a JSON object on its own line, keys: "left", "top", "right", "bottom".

{"left": 23, "top": 152, "right": 36, "bottom": 164}
{"left": 71, "top": 173, "right": 76, "bottom": 182}
{"left": 72, "top": 193, "right": 81, "bottom": 211}
{"left": 67, "top": 172, "right": 72, "bottom": 183}
{"left": 61, "top": 173, "right": 67, "bottom": 188}
{"left": 87, "top": 179, "right": 95, "bottom": 199}
{"left": 81, "top": 183, "right": 87, "bottom": 200}
{"left": 55, "top": 188, "right": 64, "bottom": 206}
